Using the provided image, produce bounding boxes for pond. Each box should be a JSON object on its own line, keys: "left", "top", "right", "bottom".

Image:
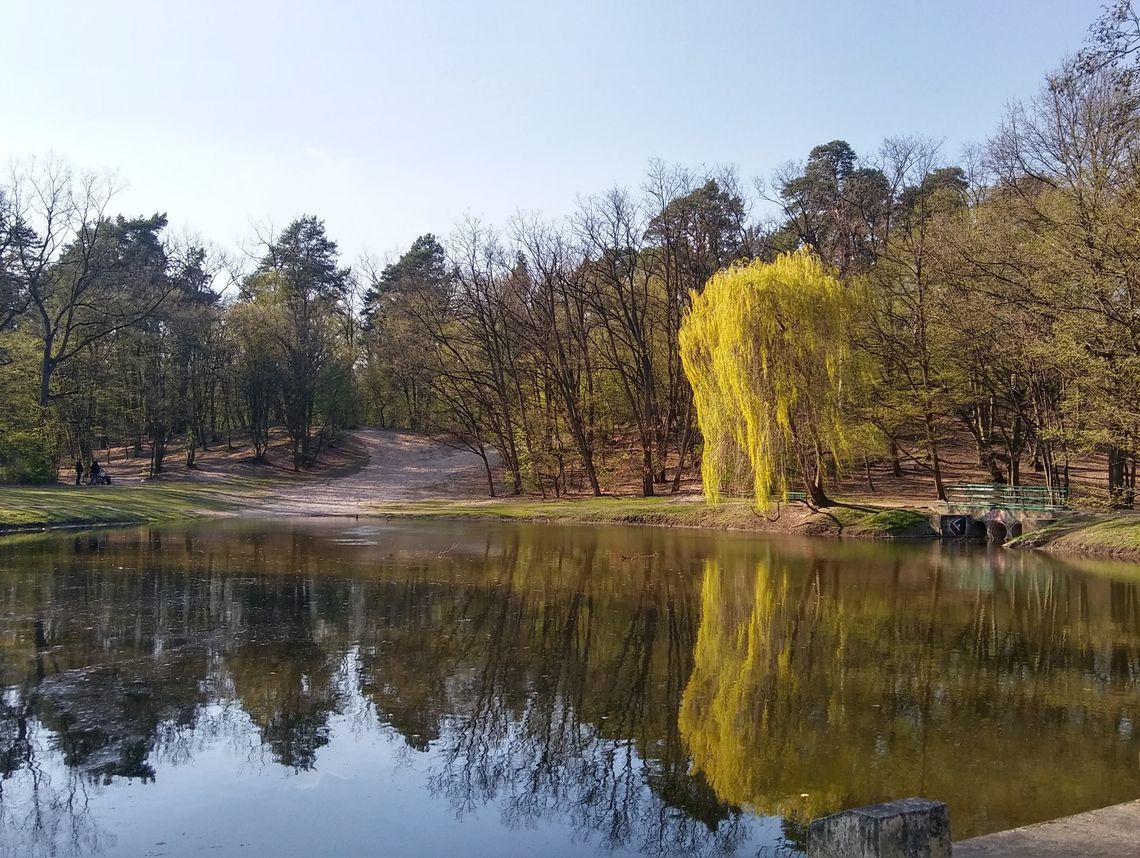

{"left": 0, "top": 519, "right": 1137, "bottom": 857}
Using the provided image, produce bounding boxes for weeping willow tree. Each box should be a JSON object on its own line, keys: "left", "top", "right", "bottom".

{"left": 679, "top": 248, "right": 861, "bottom": 507}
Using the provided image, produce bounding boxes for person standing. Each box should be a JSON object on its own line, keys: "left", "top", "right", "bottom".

{"left": 75, "top": 459, "right": 83, "bottom": 486}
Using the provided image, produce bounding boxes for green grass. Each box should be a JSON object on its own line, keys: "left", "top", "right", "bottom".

{"left": 0, "top": 477, "right": 279, "bottom": 534}
{"left": 1007, "top": 513, "right": 1140, "bottom": 557}
{"left": 366, "top": 496, "right": 936, "bottom": 539}
{"left": 836, "top": 507, "right": 936, "bottom": 538}
{"left": 800, "top": 505, "right": 935, "bottom": 538}
{"left": 0, "top": 480, "right": 939, "bottom": 543}
{"left": 367, "top": 496, "right": 759, "bottom": 528}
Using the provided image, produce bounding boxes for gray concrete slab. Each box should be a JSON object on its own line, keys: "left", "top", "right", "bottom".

{"left": 954, "top": 800, "right": 1140, "bottom": 857}
{"left": 808, "top": 797, "right": 951, "bottom": 857}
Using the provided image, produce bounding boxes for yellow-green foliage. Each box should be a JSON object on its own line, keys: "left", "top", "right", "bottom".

{"left": 675, "top": 551, "right": 1140, "bottom": 834}
{"left": 679, "top": 248, "right": 861, "bottom": 506}
{"left": 0, "top": 331, "right": 59, "bottom": 483}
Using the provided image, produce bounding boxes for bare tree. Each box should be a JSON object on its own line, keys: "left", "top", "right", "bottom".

{"left": 4, "top": 158, "right": 174, "bottom": 406}
{"left": 511, "top": 214, "right": 603, "bottom": 495}
{"left": 643, "top": 161, "right": 748, "bottom": 492}
{"left": 576, "top": 189, "right": 661, "bottom": 496}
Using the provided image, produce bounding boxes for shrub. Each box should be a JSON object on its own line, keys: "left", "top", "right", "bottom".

{"left": 0, "top": 430, "right": 59, "bottom": 484}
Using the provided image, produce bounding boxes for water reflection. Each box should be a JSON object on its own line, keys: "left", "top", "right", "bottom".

{"left": 0, "top": 521, "right": 1137, "bottom": 856}
{"left": 680, "top": 546, "right": 1140, "bottom": 837}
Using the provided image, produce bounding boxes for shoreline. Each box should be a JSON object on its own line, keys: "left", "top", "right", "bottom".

{"left": 360, "top": 497, "right": 942, "bottom": 541}
{"left": 4, "top": 486, "right": 1140, "bottom": 562}
{"left": 955, "top": 798, "right": 1140, "bottom": 857}
{"left": 3, "top": 427, "right": 1139, "bottom": 560}
{"left": 0, "top": 478, "right": 273, "bottom": 536}
{"left": 0, "top": 489, "right": 966, "bottom": 544}
{"left": 349, "top": 501, "right": 1140, "bottom": 561}
{"left": 5, "top": 487, "right": 1140, "bottom": 563}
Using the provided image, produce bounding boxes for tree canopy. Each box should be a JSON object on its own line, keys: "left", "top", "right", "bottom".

{"left": 3, "top": 2, "right": 1140, "bottom": 505}
{"left": 680, "top": 249, "right": 862, "bottom": 507}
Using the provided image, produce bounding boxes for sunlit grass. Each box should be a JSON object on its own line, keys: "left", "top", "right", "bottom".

{"left": 0, "top": 477, "right": 279, "bottom": 533}
{"left": 1008, "top": 513, "right": 1140, "bottom": 557}
{"left": 366, "top": 495, "right": 935, "bottom": 538}
{"left": 0, "top": 479, "right": 938, "bottom": 541}
{"left": 848, "top": 508, "right": 933, "bottom": 535}
{"left": 369, "top": 496, "right": 755, "bottom": 527}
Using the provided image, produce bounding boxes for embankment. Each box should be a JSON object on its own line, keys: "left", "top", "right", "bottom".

{"left": 364, "top": 497, "right": 939, "bottom": 540}
{"left": 1006, "top": 513, "right": 1140, "bottom": 559}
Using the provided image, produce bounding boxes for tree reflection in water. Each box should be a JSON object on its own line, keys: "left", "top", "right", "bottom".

{"left": 0, "top": 521, "right": 1137, "bottom": 856}
{"left": 394, "top": 539, "right": 747, "bottom": 854}
{"left": 679, "top": 544, "right": 1140, "bottom": 837}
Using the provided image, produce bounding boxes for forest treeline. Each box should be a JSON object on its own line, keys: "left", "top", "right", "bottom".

{"left": 2, "top": 3, "right": 1140, "bottom": 505}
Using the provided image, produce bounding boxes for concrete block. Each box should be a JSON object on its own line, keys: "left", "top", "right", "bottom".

{"left": 807, "top": 797, "right": 951, "bottom": 858}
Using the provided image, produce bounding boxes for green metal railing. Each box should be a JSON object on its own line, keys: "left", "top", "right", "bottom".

{"left": 944, "top": 483, "right": 1069, "bottom": 511}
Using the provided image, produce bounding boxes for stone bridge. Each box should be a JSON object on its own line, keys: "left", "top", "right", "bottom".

{"left": 939, "top": 483, "right": 1071, "bottom": 541}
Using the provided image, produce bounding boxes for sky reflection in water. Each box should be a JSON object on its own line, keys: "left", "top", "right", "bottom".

{"left": 0, "top": 519, "right": 1137, "bottom": 857}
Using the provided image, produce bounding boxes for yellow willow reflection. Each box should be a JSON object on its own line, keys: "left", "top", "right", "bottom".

{"left": 679, "top": 551, "right": 845, "bottom": 823}
{"left": 679, "top": 549, "right": 1140, "bottom": 838}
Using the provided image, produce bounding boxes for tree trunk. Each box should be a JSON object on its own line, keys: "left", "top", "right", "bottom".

{"left": 802, "top": 442, "right": 833, "bottom": 507}
{"left": 1008, "top": 414, "right": 1023, "bottom": 486}
{"left": 38, "top": 348, "right": 54, "bottom": 407}
{"left": 556, "top": 381, "right": 601, "bottom": 496}
{"left": 581, "top": 448, "right": 602, "bottom": 496}
{"left": 480, "top": 447, "right": 496, "bottom": 497}
{"left": 806, "top": 473, "right": 831, "bottom": 507}
{"left": 150, "top": 432, "right": 168, "bottom": 477}
{"left": 670, "top": 402, "right": 695, "bottom": 495}
{"left": 1108, "top": 446, "right": 1128, "bottom": 508}
{"left": 923, "top": 412, "right": 947, "bottom": 501}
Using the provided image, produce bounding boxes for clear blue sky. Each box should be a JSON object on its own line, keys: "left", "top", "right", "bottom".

{"left": 1, "top": 0, "right": 1103, "bottom": 262}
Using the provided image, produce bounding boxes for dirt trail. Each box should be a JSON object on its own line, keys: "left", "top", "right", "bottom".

{"left": 256, "top": 430, "right": 491, "bottom": 516}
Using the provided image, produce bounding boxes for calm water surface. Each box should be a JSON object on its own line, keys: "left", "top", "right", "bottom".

{"left": 0, "top": 519, "right": 1138, "bottom": 857}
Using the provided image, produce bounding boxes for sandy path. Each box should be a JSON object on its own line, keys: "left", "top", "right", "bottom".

{"left": 256, "top": 430, "right": 491, "bottom": 516}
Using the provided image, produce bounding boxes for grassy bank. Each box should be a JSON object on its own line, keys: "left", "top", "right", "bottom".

{"left": 0, "top": 478, "right": 278, "bottom": 534}
{"left": 1007, "top": 513, "right": 1140, "bottom": 558}
{"left": 0, "top": 479, "right": 938, "bottom": 542}
{"left": 366, "top": 496, "right": 938, "bottom": 539}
